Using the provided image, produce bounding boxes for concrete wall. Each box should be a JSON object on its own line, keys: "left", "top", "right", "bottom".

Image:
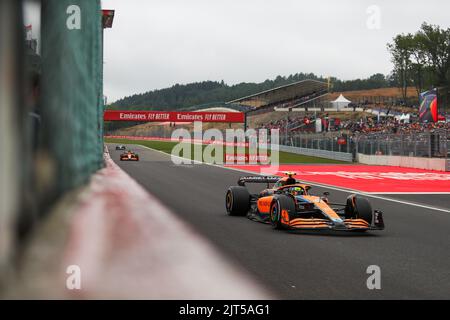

{"left": 357, "top": 153, "right": 448, "bottom": 171}
{"left": 279, "top": 145, "right": 353, "bottom": 162}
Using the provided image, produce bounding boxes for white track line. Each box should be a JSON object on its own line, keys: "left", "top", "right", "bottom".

{"left": 112, "top": 143, "right": 450, "bottom": 214}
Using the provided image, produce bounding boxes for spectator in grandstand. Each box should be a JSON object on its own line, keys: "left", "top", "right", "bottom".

{"left": 334, "top": 118, "right": 341, "bottom": 130}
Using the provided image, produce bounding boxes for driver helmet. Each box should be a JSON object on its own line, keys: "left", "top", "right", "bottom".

{"left": 291, "top": 187, "right": 304, "bottom": 196}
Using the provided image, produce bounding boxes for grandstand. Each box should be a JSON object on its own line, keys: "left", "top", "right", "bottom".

{"left": 226, "top": 79, "right": 329, "bottom": 115}
{"left": 185, "top": 102, "right": 254, "bottom": 112}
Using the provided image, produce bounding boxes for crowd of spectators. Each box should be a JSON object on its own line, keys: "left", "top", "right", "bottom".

{"left": 257, "top": 113, "right": 345, "bottom": 133}
{"left": 257, "top": 115, "right": 317, "bottom": 133}
{"left": 257, "top": 113, "right": 449, "bottom": 136}
{"left": 341, "top": 117, "right": 449, "bottom": 135}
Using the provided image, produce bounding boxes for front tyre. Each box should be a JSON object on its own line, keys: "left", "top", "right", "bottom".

{"left": 345, "top": 195, "right": 373, "bottom": 225}
{"left": 226, "top": 186, "right": 250, "bottom": 216}
{"left": 270, "top": 195, "right": 295, "bottom": 230}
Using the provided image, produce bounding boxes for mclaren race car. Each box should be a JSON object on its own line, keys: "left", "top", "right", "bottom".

{"left": 225, "top": 173, "right": 384, "bottom": 232}
{"left": 116, "top": 145, "right": 126, "bottom": 150}
{"left": 120, "top": 150, "right": 140, "bottom": 161}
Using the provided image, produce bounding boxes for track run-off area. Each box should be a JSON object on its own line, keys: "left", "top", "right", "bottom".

{"left": 108, "top": 143, "right": 450, "bottom": 299}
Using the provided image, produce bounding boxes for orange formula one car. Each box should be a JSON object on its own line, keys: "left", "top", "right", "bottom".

{"left": 225, "top": 173, "right": 384, "bottom": 232}
{"left": 120, "top": 150, "right": 140, "bottom": 161}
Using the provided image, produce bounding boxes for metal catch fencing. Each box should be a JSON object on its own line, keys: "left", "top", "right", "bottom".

{"left": 355, "top": 131, "right": 449, "bottom": 158}
{"left": 280, "top": 130, "right": 449, "bottom": 160}
{"left": 280, "top": 133, "right": 353, "bottom": 154}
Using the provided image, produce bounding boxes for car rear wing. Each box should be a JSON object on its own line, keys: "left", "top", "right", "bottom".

{"left": 237, "top": 176, "right": 280, "bottom": 187}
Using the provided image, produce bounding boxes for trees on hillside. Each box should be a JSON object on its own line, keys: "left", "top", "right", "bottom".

{"left": 387, "top": 34, "right": 412, "bottom": 102}
{"left": 388, "top": 23, "right": 450, "bottom": 102}
{"left": 331, "top": 73, "right": 390, "bottom": 92}
{"left": 109, "top": 73, "right": 394, "bottom": 113}
{"left": 418, "top": 23, "right": 450, "bottom": 88}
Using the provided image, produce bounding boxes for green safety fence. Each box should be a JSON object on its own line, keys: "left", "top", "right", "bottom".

{"left": 41, "top": 0, "right": 104, "bottom": 193}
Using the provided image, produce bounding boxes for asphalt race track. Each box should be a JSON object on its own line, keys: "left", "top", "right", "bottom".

{"left": 109, "top": 144, "right": 450, "bottom": 299}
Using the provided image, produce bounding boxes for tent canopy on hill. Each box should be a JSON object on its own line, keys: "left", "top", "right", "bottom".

{"left": 331, "top": 94, "right": 351, "bottom": 110}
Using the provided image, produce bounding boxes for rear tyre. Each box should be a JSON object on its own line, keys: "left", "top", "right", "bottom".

{"left": 226, "top": 187, "right": 250, "bottom": 216}
{"left": 270, "top": 195, "right": 295, "bottom": 230}
{"left": 345, "top": 195, "right": 373, "bottom": 224}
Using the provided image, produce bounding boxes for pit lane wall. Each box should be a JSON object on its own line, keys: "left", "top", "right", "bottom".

{"left": 357, "top": 153, "right": 448, "bottom": 172}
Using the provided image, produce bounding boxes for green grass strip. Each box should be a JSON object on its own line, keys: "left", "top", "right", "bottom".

{"left": 105, "top": 137, "right": 348, "bottom": 164}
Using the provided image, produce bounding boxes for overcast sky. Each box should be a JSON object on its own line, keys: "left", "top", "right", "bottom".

{"left": 42, "top": 1, "right": 450, "bottom": 102}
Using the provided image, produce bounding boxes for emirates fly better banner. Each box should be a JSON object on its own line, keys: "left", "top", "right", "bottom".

{"left": 104, "top": 110, "right": 245, "bottom": 123}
